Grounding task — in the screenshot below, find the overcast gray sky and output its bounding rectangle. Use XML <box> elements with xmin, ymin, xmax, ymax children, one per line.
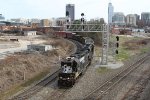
<box><xmin>0</xmin><ymin>0</ymin><xmax>149</xmax><ymax>22</ymax></box>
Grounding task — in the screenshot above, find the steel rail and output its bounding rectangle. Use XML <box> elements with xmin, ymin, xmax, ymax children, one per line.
<box><xmin>84</xmin><ymin>53</ymin><xmax>150</xmax><ymax>100</ymax></box>
<box><xmin>10</xmin><ymin>69</ymin><xmax>61</xmax><ymax>100</ymax></box>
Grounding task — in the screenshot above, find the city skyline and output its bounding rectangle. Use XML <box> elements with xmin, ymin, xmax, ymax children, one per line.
<box><xmin>0</xmin><ymin>0</ymin><xmax>150</xmax><ymax>22</ymax></box>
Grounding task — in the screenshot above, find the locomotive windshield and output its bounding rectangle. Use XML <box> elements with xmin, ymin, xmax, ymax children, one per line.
<box><xmin>61</xmin><ymin>60</ymin><xmax>77</xmax><ymax>73</ymax></box>
<box><xmin>61</xmin><ymin>62</ymin><xmax>73</xmax><ymax>73</ymax></box>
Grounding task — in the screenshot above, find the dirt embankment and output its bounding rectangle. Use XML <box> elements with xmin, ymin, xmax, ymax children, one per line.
<box><xmin>0</xmin><ymin>38</ymin><xmax>75</xmax><ymax>97</ymax></box>
<box><xmin>123</xmin><ymin>38</ymin><xmax>150</xmax><ymax>50</ymax></box>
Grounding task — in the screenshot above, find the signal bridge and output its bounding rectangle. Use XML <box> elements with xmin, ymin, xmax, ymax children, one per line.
<box><xmin>65</xmin><ymin>23</ymin><xmax>108</xmax><ymax>33</ymax></box>
<box><xmin>65</xmin><ymin>23</ymin><xmax>110</xmax><ymax>65</ymax></box>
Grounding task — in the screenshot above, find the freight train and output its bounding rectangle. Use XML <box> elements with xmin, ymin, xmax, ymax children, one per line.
<box><xmin>58</xmin><ymin>35</ymin><xmax>94</xmax><ymax>87</ymax></box>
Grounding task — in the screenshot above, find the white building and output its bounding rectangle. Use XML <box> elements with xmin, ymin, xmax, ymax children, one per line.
<box><xmin>24</xmin><ymin>31</ymin><xmax>36</xmax><ymax>36</ymax></box>
<box><xmin>108</xmin><ymin>2</ymin><xmax>114</xmax><ymax>24</ymax></box>
<box><xmin>56</xmin><ymin>17</ymin><xmax>66</xmax><ymax>26</ymax></box>
<box><xmin>27</xmin><ymin>44</ymin><xmax>53</xmax><ymax>52</ymax></box>
<box><xmin>10</xmin><ymin>18</ymin><xmax>29</xmax><ymax>25</ymax></box>
<box><xmin>49</xmin><ymin>18</ymin><xmax>57</xmax><ymax>26</ymax></box>
<box><xmin>126</xmin><ymin>14</ymin><xmax>136</xmax><ymax>26</ymax></box>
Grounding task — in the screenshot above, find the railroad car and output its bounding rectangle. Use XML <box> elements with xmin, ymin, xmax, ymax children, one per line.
<box><xmin>58</xmin><ymin>36</ymin><xmax>94</xmax><ymax>87</ymax></box>
<box><xmin>10</xmin><ymin>38</ymin><xmax>18</xmax><ymax>41</ymax></box>
<box><xmin>54</xmin><ymin>32</ymin><xmax>73</xmax><ymax>38</ymax></box>
<box><xmin>71</xmin><ymin>35</ymin><xmax>85</xmax><ymax>44</ymax></box>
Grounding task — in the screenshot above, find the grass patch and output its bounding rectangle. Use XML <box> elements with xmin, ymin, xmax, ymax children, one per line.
<box><xmin>110</xmin><ymin>35</ymin><xmax>145</xmax><ymax>61</ymax></box>
<box><xmin>115</xmin><ymin>48</ymin><xmax>130</xmax><ymax>61</ymax></box>
<box><xmin>22</xmin><ymin>70</ymin><xmax>50</xmax><ymax>87</ymax></box>
<box><xmin>140</xmin><ymin>47</ymin><xmax>150</xmax><ymax>54</ymax></box>
<box><xmin>97</xmin><ymin>67</ymin><xmax>109</xmax><ymax>73</ymax></box>
<box><xmin>0</xmin><ymin>84</ymin><xmax>24</xmax><ymax>100</ymax></box>
<box><xmin>0</xmin><ymin>70</ymin><xmax>50</xmax><ymax>99</ymax></box>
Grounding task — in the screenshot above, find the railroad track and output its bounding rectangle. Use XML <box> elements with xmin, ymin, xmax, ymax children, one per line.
<box><xmin>10</xmin><ymin>69</ymin><xmax>60</xmax><ymax>100</ymax></box>
<box><xmin>9</xmin><ymin>39</ymin><xmax>83</xmax><ymax>100</ymax></box>
<box><xmin>84</xmin><ymin>53</ymin><xmax>150</xmax><ymax>100</ymax></box>
<box><xmin>121</xmin><ymin>66</ymin><xmax>150</xmax><ymax>100</ymax></box>
<box><xmin>68</xmin><ymin>39</ymin><xmax>83</xmax><ymax>51</ymax></box>
<box><xmin>43</xmin><ymin>88</ymin><xmax>67</xmax><ymax>100</ymax></box>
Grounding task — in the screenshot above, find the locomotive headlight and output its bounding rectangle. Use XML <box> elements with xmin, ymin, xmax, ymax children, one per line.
<box><xmin>59</xmin><ymin>77</ymin><xmax>62</xmax><ymax>79</ymax></box>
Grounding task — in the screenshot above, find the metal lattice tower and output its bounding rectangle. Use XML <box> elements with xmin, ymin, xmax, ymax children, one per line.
<box><xmin>101</xmin><ymin>25</ymin><xmax>109</xmax><ymax>65</ymax></box>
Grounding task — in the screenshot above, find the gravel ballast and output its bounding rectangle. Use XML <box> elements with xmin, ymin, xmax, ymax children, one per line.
<box><xmin>27</xmin><ymin>51</ymin><xmax>149</xmax><ymax>100</ymax></box>
<box><xmin>26</xmin><ymin>39</ymin><xmax>150</xmax><ymax>100</ymax></box>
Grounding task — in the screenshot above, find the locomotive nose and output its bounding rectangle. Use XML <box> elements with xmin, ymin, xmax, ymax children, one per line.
<box><xmin>58</xmin><ymin>79</ymin><xmax>74</xmax><ymax>87</ymax></box>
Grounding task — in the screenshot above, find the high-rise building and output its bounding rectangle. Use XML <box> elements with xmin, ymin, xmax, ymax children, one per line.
<box><xmin>0</xmin><ymin>14</ymin><xmax>5</xmax><ymax>21</ymax></box>
<box><xmin>112</xmin><ymin>12</ymin><xmax>125</xmax><ymax>26</ymax></box>
<box><xmin>141</xmin><ymin>12</ymin><xmax>150</xmax><ymax>26</ymax></box>
<box><xmin>108</xmin><ymin>2</ymin><xmax>114</xmax><ymax>24</ymax></box>
<box><xmin>134</xmin><ymin>14</ymin><xmax>140</xmax><ymax>26</ymax></box>
<box><xmin>66</xmin><ymin>4</ymin><xmax>75</xmax><ymax>21</ymax></box>
<box><xmin>134</xmin><ymin>14</ymin><xmax>140</xmax><ymax>21</ymax></box>
<box><xmin>40</xmin><ymin>19</ymin><xmax>50</xmax><ymax>27</ymax></box>
<box><xmin>126</xmin><ymin>14</ymin><xmax>136</xmax><ymax>26</ymax></box>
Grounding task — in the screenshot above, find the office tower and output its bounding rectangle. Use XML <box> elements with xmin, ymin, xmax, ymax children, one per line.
<box><xmin>141</xmin><ymin>12</ymin><xmax>150</xmax><ymax>26</ymax></box>
<box><xmin>134</xmin><ymin>14</ymin><xmax>140</xmax><ymax>26</ymax></box>
<box><xmin>108</xmin><ymin>2</ymin><xmax>114</xmax><ymax>24</ymax></box>
<box><xmin>112</xmin><ymin>12</ymin><xmax>125</xmax><ymax>26</ymax></box>
<box><xmin>66</xmin><ymin>4</ymin><xmax>75</xmax><ymax>21</ymax></box>
<box><xmin>126</xmin><ymin>14</ymin><xmax>136</xmax><ymax>26</ymax></box>
<box><xmin>0</xmin><ymin>14</ymin><xmax>5</xmax><ymax>21</ymax></box>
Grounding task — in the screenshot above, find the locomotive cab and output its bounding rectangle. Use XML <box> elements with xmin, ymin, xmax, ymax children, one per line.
<box><xmin>58</xmin><ymin>57</ymin><xmax>77</xmax><ymax>87</ymax></box>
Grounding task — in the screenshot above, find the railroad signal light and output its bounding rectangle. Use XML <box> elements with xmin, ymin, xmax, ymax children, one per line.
<box><xmin>81</xmin><ymin>13</ymin><xmax>84</xmax><ymax>16</ymax></box>
<box><xmin>81</xmin><ymin>13</ymin><xmax>85</xmax><ymax>23</ymax></box>
<box><xmin>116</xmin><ymin>42</ymin><xmax>119</xmax><ymax>48</ymax></box>
<box><xmin>82</xmin><ymin>26</ymin><xmax>84</xmax><ymax>29</ymax></box>
<box><xmin>66</xmin><ymin>25</ymin><xmax>69</xmax><ymax>29</ymax></box>
<box><xmin>115</xmin><ymin>50</ymin><xmax>118</xmax><ymax>54</ymax></box>
<box><xmin>116</xmin><ymin>36</ymin><xmax>119</xmax><ymax>41</ymax></box>
<box><xmin>66</xmin><ymin>17</ymin><xmax>70</xmax><ymax>29</ymax></box>
<box><xmin>81</xmin><ymin>18</ymin><xmax>85</xmax><ymax>23</ymax></box>
<box><xmin>67</xmin><ymin>19</ymin><xmax>69</xmax><ymax>23</ymax></box>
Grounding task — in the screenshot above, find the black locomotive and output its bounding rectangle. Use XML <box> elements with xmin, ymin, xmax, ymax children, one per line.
<box><xmin>58</xmin><ymin>35</ymin><xmax>94</xmax><ymax>87</ymax></box>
